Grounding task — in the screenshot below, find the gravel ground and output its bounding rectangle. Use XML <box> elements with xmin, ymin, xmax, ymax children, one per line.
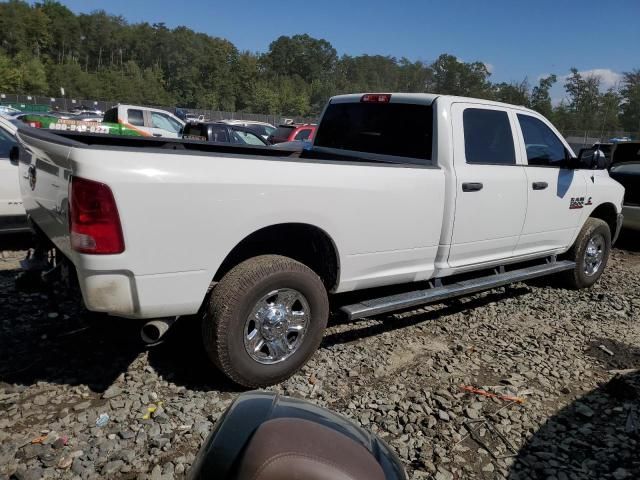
<box><xmin>1</xmin><ymin>231</ymin><xmax>639</xmax><ymax>480</ymax></box>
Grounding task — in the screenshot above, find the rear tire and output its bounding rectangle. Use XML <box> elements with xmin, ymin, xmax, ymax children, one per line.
<box><xmin>203</xmin><ymin>255</ymin><xmax>329</xmax><ymax>388</ymax></box>
<box><xmin>562</xmin><ymin>218</ymin><xmax>611</xmax><ymax>289</ymax></box>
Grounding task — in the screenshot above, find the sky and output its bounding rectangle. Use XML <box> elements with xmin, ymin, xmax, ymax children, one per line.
<box><xmin>54</xmin><ymin>0</ymin><xmax>640</xmax><ymax>103</ymax></box>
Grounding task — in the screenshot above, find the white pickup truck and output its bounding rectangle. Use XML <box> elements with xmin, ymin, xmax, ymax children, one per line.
<box><xmin>16</xmin><ymin>93</ymin><xmax>624</xmax><ymax>387</ymax></box>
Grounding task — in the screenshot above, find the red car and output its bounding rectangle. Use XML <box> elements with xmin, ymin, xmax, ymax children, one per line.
<box><xmin>268</xmin><ymin>124</ymin><xmax>316</xmax><ymax>144</ymax></box>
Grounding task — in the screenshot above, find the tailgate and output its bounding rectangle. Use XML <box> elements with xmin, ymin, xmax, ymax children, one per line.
<box><xmin>16</xmin><ymin>127</ymin><xmax>77</xmax><ymax>256</ymax></box>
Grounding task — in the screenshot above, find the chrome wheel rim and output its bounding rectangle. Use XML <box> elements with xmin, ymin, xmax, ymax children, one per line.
<box><xmin>243</xmin><ymin>288</ymin><xmax>310</xmax><ymax>364</ymax></box>
<box><xmin>584</xmin><ymin>234</ymin><xmax>605</xmax><ymax>276</ymax></box>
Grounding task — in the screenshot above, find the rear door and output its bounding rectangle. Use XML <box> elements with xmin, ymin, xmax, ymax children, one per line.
<box><xmin>448</xmin><ymin>103</ymin><xmax>527</xmax><ymax>267</ymax></box>
<box><xmin>513</xmin><ymin>113</ymin><xmax>587</xmax><ymax>253</ymax></box>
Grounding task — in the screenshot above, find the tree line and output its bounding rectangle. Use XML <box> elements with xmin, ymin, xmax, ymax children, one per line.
<box><xmin>0</xmin><ymin>0</ymin><xmax>639</xmax><ymax>134</ymax></box>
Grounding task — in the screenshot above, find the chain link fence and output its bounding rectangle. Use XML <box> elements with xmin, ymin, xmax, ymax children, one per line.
<box><xmin>562</xmin><ymin>130</ymin><xmax>639</xmax><ymax>152</ymax></box>
<box><xmin>0</xmin><ymin>93</ymin><xmax>316</xmax><ymax>125</ymax></box>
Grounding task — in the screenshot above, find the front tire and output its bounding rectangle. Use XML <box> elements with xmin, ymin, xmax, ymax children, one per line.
<box><xmin>563</xmin><ymin>218</ymin><xmax>611</xmax><ymax>289</ymax></box>
<box><xmin>203</xmin><ymin>255</ymin><xmax>329</xmax><ymax>388</ymax></box>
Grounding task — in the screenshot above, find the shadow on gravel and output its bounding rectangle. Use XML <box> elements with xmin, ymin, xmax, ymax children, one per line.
<box><xmin>508</xmin><ymin>347</ymin><xmax>640</xmax><ymax>479</ymax></box>
<box><xmin>323</xmin><ymin>286</ymin><xmax>531</xmax><ymax>347</ymax></box>
<box><xmin>146</xmin><ymin>316</ymin><xmax>242</xmax><ymax>393</ymax></box>
<box><xmin>0</xmin><ymin>265</ymin><xmax>238</xmax><ymax>393</ymax></box>
<box><xmin>616</xmin><ymin>228</ymin><xmax>640</xmax><ymax>253</ymax></box>
<box><xmin>586</xmin><ymin>337</ymin><xmax>640</xmax><ymax>371</ymax></box>
<box><xmin>0</xmin><ymin>276</ymin><xmax>144</xmax><ymax>393</ymax></box>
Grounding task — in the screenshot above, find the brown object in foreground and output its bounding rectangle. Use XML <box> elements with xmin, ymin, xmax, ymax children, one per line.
<box><xmin>461</xmin><ymin>385</ymin><xmax>525</xmax><ymax>404</ymax></box>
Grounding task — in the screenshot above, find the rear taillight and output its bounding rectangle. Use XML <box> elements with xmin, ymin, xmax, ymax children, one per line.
<box><xmin>361</xmin><ymin>94</ymin><xmax>391</xmax><ymax>103</ymax></box>
<box><xmin>69</xmin><ymin>177</ymin><xmax>124</xmax><ymax>254</ymax></box>
<box><xmin>28</xmin><ymin>121</ymin><xmax>42</xmax><ymax>128</ymax></box>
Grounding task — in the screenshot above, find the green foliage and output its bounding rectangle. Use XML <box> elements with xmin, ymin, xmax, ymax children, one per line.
<box><xmin>530</xmin><ymin>75</ymin><xmax>556</xmax><ymax>119</ymax></box>
<box><xmin>620</xmin><ymin>70</ymin><xmax>640</xmax><ymax>132</ymax></box>
<box><xmin>0</xmin><ymin>0</ymin><xmax>637</xmax><ymax>131</ymax></box>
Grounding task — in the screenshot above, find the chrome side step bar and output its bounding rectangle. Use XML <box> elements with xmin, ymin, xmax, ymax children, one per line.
<box><xmin>340</xmin><ymin>259</ymin><xmax>575</xmax><ymax>320</ymax></box>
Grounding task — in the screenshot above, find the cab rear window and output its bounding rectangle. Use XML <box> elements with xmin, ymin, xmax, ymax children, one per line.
<box><xmin>314</xmin><ymin>102</ymin><xmax>433</xmax><ymax>160</ymax></box>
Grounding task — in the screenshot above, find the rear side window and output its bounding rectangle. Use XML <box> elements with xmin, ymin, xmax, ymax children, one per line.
<box><xmin>517</xmin><ymin>114</ymin><xmax>566</xmax><ymax>166</ymax></box>
<box><xmin>294</xmin><ymin>128</ymin><xmax>312</xmax><ymax>141</ymax></box>
<box><xmin>103</xmin><ymin>108</ymin><xmax>117</xmax><ymax>123</ymax></box>
<box><xmin>314</xmin><ymin>102</ymin><xmax>433</xmax><ymax>160</ymax></box>
<box><xmin>127</xmin><ymin>109</ymin><xmax>144</xmax><ymax>127</ymax></box>
<box><xmin>272</xmin><ymin>126</ymin><xmax>295</xmax><ymax>139</ymax></box>
<box><xmin>210</xmin><ymin>125</ymin><xmax>230</xmax><ymax>143</ymax></box>
<box><xmin>183</xmin><ymin>124</ymin><xmax>204</xmax><ymax>137</ymax></box>
<box><xmin>463</xmin><ymin>109</ymin><xmax>515</xmax><ymax>165</ymax></box>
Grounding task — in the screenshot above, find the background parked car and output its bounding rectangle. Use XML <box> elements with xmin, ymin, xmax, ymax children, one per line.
<box><xmin>0</xmin><ymin>116</ymin><xmax>29</xmax><ymax>234</ymax></box>
<box><xmin>103</xmin><ymin>104</ymin><xmax>185</xmax><ymax>137</ymax></box>
<box><xmin>267</xmin><ymin>123</ymin><xmax>316</xmax><ymax>144</ymax></box>
<box><xmin>219</xmin><ymin>120</ymin><xmax>276</xmax><ymax>140</ymax></box>
<box><xmin>605</xmin><ymin>137</ymin><xmax>640</xmax><ymax>231</ymax></box>
<box><xmin>183</xmin><ymin>122</ymin><xmax>268</xmax><ymax>146</ymax></box>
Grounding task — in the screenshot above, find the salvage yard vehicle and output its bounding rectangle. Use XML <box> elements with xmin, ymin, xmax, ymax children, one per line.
<box><xmin>0</xmin><ymin>116</ymin><xmax>29</xmax><ymax>234</ymax></box>
<box><xmin>183</xmin><ymin>122</ymin><xmax>268</xmax><ymax>145</ymax></box>
<box><xmin>15</xmin><ymin>93</ymin><xmax>624</xmax><ymax>387</ymax></box>
<box><xmin>102</xmin><ymin>104</ymin><xmax>185</xmax><ymax>138</ymax></box>
<box><xmin>610</xmin><ymin>161</ymin><xmax>640</xmax><ymax>231</ymax></box>
<box><xmin>267</xmin><ymin>123</ymin><xmax>316</xmax><ymax>144</ymax></box>
<box><xmin>218</xmin><ymin>119</ymin><xmax>276</xmax><ymax>141</ymax></box>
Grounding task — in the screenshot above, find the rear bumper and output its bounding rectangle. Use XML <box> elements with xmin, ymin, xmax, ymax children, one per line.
<box><xmin>77</xmin><ymin>268</ymin><xmax>211</xmax><ymax>319</ymax></box>
<box><xmin>622</xmin><ymin>205</ymin><xmax>640</xmax><ymax>232</ymax></box>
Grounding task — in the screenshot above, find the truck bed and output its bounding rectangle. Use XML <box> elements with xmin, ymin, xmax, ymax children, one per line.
<box><xmin>16</xmin><ymin>124</ymin><xmax>445</xmax><ymax>319</ymax></box>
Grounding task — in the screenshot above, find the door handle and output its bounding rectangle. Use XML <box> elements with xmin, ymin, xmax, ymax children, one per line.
<box><xmin>152</xmin><ymin>133</ymin><xmax>163</xmax><ymax>137</ymax></box>
<box><xmin>462</xmin><ymin>182</ymin><xmax>483</xmax><ymax>192</ymax></box>
<box><xmin>532</xmin><ymin>181</ymin><xmax>548</xmax><ymax>190</ymax></box>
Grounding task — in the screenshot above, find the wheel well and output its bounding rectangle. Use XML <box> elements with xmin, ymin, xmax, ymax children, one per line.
<box><xmin>590</xmin><ymin>203</ymin><xmax>618</xmax><ymax>235</ymax></box>
<box><xmin>214</xmin><ymin>224</ymin><xmax>339</xmax><ymax>290</ymax></box>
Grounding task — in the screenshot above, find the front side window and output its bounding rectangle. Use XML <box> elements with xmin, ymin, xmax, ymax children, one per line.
<box><xmin>463</xmin><ymin>108</ymin><xmax>516</xmax><ymax>165</ymax></box>
<box><xmin>127</xmin><ymin>109</ymin><xmax>144</xmax><ymax>127</ymax></box>
<box><xmin>517</xmin><ymin>114</ymin><xmax>566</xmax><ymax>166</ymax></box>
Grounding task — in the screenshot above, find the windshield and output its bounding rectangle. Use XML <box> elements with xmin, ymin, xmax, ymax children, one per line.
<box><xmin>314</xmin><ymin>102</ymin><xmax>433</xmax><ymax>160</ymax></box>
<box><xmin>250</xmin><ymin>125</ymin><xmax>276</xmax><ymax>137</ymax></box>
<box><xmin>151</xmin><ymin>112</ymin><xmax>183</xmax><ymax>133</ymax></box>
<box><xmin>231</xmin><ymin>130</ymin><xmax>266</xmax><ymax>145</ymax></box>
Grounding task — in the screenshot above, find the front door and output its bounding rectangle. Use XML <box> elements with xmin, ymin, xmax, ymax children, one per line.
<box><xmin>448</xmin><ymin>104</ymin><xmax>528</xmax><ymax>268</ymax></box>
<box><xmin>514</xmin><ymin>113</ymin><xmax>587</xmax><ymax>254</ymax></box>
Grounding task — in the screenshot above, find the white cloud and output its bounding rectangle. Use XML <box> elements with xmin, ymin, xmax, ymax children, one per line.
<box><xmin>559</xmin><ymin>68</ymin><xmax>623</xmax><ymax>90</ymax></box>
<box><xmin>483</xmin><ymin>62</ymin><xmax>494</xmax><ymax>74</ymax></box>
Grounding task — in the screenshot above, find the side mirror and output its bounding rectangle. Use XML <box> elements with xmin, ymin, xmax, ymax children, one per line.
<box><xmin>9</xmin><ymin>145</ymin><xmax>19</xmax><ymax>166</ymax></box>
<box><xmin>577</xmin><ymin>147</ymin><xmax>608</xmax><ymax>170</ymax></box>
